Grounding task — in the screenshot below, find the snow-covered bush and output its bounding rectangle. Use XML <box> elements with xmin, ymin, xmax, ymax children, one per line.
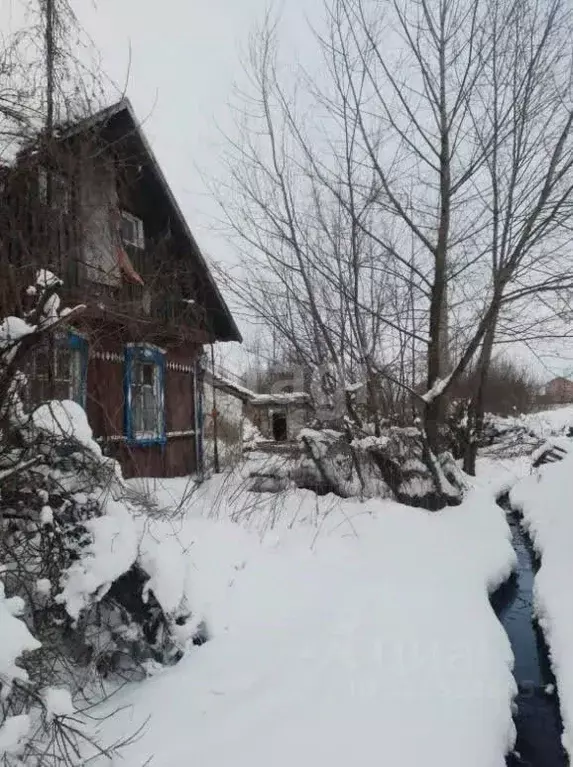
<box><xmin>0</xmin><ymin>273</ymin><xmax>196</xmax><ymax>764</ymax></box>
<box><xmin>2</xmin><ymin>402</ymin><xmax>190</xmax><ymax>672</ymax></box>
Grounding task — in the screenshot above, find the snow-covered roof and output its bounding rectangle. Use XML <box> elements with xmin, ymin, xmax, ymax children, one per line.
<box><xmin>249</xmin><ymin>392</ymin><xmax>310</xmax><ymax>407</ymax></box>
<box><xmin>205</xmin><ymin>371</ymin><xmax>310</xmax><ymax>407</ymax></box>
<box><xmin>204</xmin><ymin>372</ymin><xmax>255</xmax><ymax>402</ymax></box>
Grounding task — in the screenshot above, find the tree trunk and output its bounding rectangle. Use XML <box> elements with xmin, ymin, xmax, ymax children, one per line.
<box><xmin>425</xmin><ymin>24</ymin><xmax>450</xmax><ymax>455</ymax></box>
<box><xmin>463</xmin><ymin>308</ymin><xmax>499</xmax><ymax>475</ymax></box>
<box><xmin>425</xmin><ymin>279</ymin><xmax>451</xmax><ymax>453</ymax></box>
<box><xmin>438</xmin><ymin>281</ymin><xmax>451</xmax><ymax>375</ymax></box>
<box><xmin>424</xmin><ymin>397</ymin><xmax>442</xmax><ymax>453</ymax></box>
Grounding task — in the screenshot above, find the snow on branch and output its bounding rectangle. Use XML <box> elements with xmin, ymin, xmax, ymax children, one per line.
<box><xmin>420</xmin><ymin>374</ymin><xmax>452</xmax><ymax>404</ymax></box>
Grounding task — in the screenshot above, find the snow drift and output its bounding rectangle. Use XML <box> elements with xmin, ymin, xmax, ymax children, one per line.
<box><xmin>92</xmin><ymin>473</ymin><xmax>517</xmax><ymax>767</ymax></box>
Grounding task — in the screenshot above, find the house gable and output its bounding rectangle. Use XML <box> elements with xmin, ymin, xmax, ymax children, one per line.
<box><xmin>64</xmin><ymin>99</ymin><xmax>242</xmax><ymax>343</ymax></box>
<box><xmin>0</xmin><ymin>99</ymin><xmax>241</xmax><ymax>345</ymax></box>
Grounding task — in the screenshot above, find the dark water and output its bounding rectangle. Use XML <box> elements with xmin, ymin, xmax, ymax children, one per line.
<box><xmin>492</xmin><ymin>495</ymin><xmax>568</xmax><ymax>766</ymax></box>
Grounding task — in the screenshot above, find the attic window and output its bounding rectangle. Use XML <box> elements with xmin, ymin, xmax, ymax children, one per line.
<box><xmin>120</xmin><ymin>210</ymin><xmax>145</xmax><ymax>249</ymax></box>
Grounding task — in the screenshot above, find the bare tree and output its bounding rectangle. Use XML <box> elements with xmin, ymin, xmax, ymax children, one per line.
<box><xmin>216</xmin><ymin>0</ymin><xmax>573</xmax><ymax>460</ymax></box>
<box><xmin>214</xmin><ymin>18</ymin><xmax>414</xmax><ymax>433</ymax></box>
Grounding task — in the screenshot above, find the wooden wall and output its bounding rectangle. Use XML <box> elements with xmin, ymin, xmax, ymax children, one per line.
<box><xmin>82</xmin><ymin>320</ymin><xmax>201</xmax><ymax>478</ymax></box>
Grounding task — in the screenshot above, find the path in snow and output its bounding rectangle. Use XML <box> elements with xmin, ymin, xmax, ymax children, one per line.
<box><xmin>493</xmin><ymin>494</ymin><xmax>567</xmax><ymax>767</ymax></box>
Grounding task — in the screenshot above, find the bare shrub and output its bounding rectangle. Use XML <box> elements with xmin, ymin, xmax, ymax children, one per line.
<box><xmin>451</xmin><ymin>360</ymin><xmax>538</xmax><ymax>417</ymax></box>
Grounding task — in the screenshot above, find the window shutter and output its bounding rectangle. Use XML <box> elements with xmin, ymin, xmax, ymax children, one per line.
<box><xmin>124</xmin><ymin>345</ymin><xmax>135</xmax><ymax>441</ymax></box>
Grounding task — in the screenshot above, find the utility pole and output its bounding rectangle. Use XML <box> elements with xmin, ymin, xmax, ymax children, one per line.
<box><xmin>45</xmin><ymin>0</ymin><xmax>55</xmax><ymax>143</ymax></box>
<box><xmin>45</xmin><ymin>0</ymin><xmax>56</xmax><ymax>209</ymax></box>
<box><xmin>211</xmin><ymin>344</ymin><xmax>220</xmax><ymax>473</ymax></box>
<box><xmin>44</xmin><ymin>0</ymin><xmax>56</xmax><ymax>397</ymax></box>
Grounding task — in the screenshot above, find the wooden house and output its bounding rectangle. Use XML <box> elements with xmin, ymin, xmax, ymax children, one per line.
<box><xmin>0</xmin><ymin>99</ymin><xmax>241</xmax><ymax>478</ymax></box>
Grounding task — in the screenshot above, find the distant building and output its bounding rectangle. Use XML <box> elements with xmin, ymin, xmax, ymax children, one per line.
<box><xmin>205</xmin><ymin>371</ymin><xmax>312</xmax><ymax>444</ymax></box>
<box><xmin>545</xmin><ymin>377</ymin><xmax>573</xmax><ymax>403</ymax></box>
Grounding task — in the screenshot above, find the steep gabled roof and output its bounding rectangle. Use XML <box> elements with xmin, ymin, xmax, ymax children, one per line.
<box><xmin>61</xmin><ymin>98</ymin><xmax>242</xmax><ymax>343</ymax></box>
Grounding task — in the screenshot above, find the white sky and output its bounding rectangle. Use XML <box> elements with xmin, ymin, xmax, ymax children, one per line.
<box><xmin>2</xmin><ymin>0</ymin><xmax>573</xmax><ymax>381</ymax></box>
<box><xmin>76</xmin><ymin>0</ymin><xmax>289</xmax><ymax>249</ymax></box>
<box><xmin>1</xmin><ymin>0</ymin><xmax>319</xmax><ymax>370</ymax></box>
<box><xmin>81</xmin><ymin>0</ymin><xmax>325</xmax><ymax>373</ymax></box>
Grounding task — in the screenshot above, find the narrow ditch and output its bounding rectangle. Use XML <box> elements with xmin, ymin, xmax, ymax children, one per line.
<box><xmin>493</xmin><ymin>492</ymin><xmax>568</xmax><ymax>766</ymax></box>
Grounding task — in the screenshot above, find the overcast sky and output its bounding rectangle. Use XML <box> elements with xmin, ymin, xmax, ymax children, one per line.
<box><xmin>1</xmin><ymin>0</ymin><xmax>320</xmax><ymax>369</ymax></box>
<box><xmin>2</xmin><ymin>0</ymin><xmax>573</xmax><ymax>380</ymax></box>
<box><xmin>75</xmin><ymin>0</ymin><xmax>299</xmax><ymax>247</ymax></box>
<box><xmin>81</xmin><ymin>0</ymin><xmax>325</xmax><ymax>371</ymax></box>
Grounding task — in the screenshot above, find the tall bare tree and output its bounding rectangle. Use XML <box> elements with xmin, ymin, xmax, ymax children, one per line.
<box><xmin>217</xmin><ymin>0</ymin><xmax>573</xmax><ymax>456</ymax></box>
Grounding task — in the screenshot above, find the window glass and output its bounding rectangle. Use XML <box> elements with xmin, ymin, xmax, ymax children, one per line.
<box><xmin>27</xmin><ymin>334</ymin><xmax>86</xmax><ymax>406</ymax></box>
<box><xmin>125</xmin><ymin>346</ymin><xmax>165</xmax><ymax>443</ymax></box>
<box><xmin>120</xmin><ymin>210</ymin><xmax>144</xmax><ymax>249</ymax></box>
<box><xmin>38</xmin><ymin>167</ymin><xmax>71</xmax><ymax>213</ymax></box>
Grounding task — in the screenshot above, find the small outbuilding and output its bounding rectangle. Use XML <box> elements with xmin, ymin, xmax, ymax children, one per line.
<box><xmin>204</xmin><ymin>372</ymin><xmax>312</xmax><ymax>445</ymax></box>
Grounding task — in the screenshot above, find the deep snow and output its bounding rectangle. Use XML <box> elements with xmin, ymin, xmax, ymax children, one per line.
<box><xmin>90</xmin><ymin>472</ymin><xmax>518</xmax><ymax>767</ymax></box>
<box><xmin>511</xmin><ymin>446</ymin><xmax>573</xmax><ymax>758</ymax></box>
<box><xmin>485</xmin><ymin>406</ymin><xmax>573</xmax><ymax>452</ymax></box>
<box><xmin>0</xmin><ymin>582</ymin><xmax>40</xmax><ymax>756</ymax></box>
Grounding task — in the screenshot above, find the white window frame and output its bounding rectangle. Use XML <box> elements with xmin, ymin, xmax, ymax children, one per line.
<box><xmin>120</xmin><ymin>210</ymin><xmax>145</xmax><ymax>249</ymax></box>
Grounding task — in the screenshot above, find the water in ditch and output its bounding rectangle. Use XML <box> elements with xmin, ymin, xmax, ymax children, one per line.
<box><xmin>492</xmin><ymin>495</ymin><xmax>568</xmax><ymax>766</ymax></box>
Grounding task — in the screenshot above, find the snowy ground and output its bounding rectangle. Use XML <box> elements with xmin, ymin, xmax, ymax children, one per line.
<box><xmin>475</xmin><ymin>454</ymin><xmax>531</xmax><ymax>495</ymax></box>
<box><xmin>490</xmin><ymin>404</ymin><xmax>573</xmax><ymax>443</ymax></box>
<box><xmin>482</xmin><ymin>404</ymin><xmax>573</xmax><ymax>461</ymax></box>
<box><xmin>510</xmin><ymin>445</ymin><xmax>573</xmax><ymax>759</ymax></box>
<box><xmin>90</xmin><ymin>469</ymin><xmax>519</xmax><ymax>767</ymax></box>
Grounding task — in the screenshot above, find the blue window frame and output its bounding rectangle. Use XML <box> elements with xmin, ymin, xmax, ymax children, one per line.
<box><xmin>67</xmin><ymin>331</ymin><xmax>88</xmax><ymax>408</ymax></box>
<box><xmin>124</xmin><ymin>344</ymin><xmax>166</xmax><ymax>445</ymax></box>
<box><xmin>27</xmin><ymin>330</ymin><xmax>88</xmax><ymax>408</ymax></box>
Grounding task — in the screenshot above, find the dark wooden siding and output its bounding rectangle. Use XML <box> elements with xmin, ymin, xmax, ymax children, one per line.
<box><xmin>111</xmin><ymin>438</ymin><xmax>196</xmax><ymax>479</ymax></box>
<box><xmin>81</xmin><ymin>319</ymin><xmax>201</xmax><ymax>478</ymax></box>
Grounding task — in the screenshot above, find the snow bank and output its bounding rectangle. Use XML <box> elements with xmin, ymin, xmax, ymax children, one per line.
<box><xmin>42</xmin><ymin>687</ymin><xmax>74</xmax><ymax>722</ymax></box>
<box><xmin>0</xmin><ymin>583</ymin><xmax>42</xmax><ymax>757</ymax></box>
<box><xmin>489</xmin><ymin>405</ymin><xmax>573</xmax><ymax>443</ymax></box>
<box><xmin>0</xmin><ymin>581</ymin><xmax>41</xmax><ymax>690</ymax></box>
<box><xmin>31</xmin><ymin>400</ymin><xmax>102</xmax><ymax>456</ymax></box>
<box><xmin>58</xmin><ymin>498</ymin><xmax>139</xmax><ymax>620</ymax></box>
<box><xmin>474</xmin><ymin>455</ymin><xmax>531</xmax><ymax>496</ymax></box>
<box><xmin>510</xmin><ymin>450</ymin><xmax>573</xmax><ymax>757</ymax></box>
<box><xmin>92</xmin><ymin>474</ymin><xmax>516</xmax><ymax>767</ymax></box>
<box><xmin>0</xmin><ymin>715</ymin><xmax>31</xmax><ymax>757</ymax></box>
